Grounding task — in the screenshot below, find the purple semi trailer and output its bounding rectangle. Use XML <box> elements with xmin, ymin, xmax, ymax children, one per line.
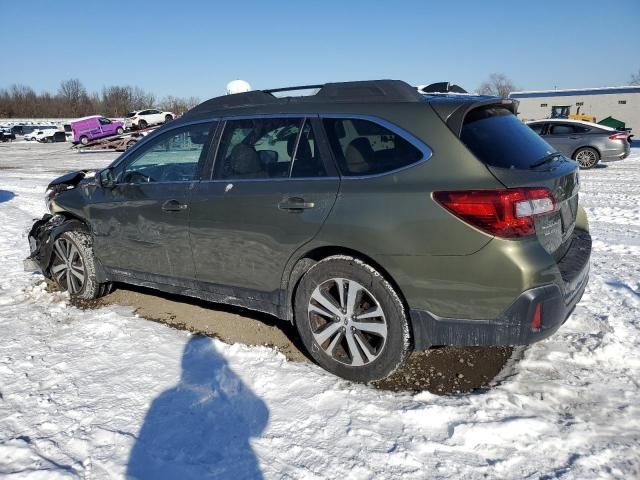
<box><xmin>70</xmin><ymin>116</ymin><xmax>124</xmax><ymax>145</ymax></box>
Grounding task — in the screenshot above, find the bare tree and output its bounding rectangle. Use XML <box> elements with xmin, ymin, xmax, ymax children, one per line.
<box><xmin>631</xmin><ymin>69</ymin><xmax>640</xmax><ymax>85</ymax></box>
<box><xmin>58</xmin><ymin>79</ymin><xmax>91</xmax><ymax>116</ymax></box>
<box><xmin>158</xmin><ymin>95</ymin><xmax>200</xmax><ymax>116</ymax></box>
<box><xmin>477</xmin><ymin>73</ymin><xmax>517</xmax><ymax>98</ymax></box>
<box><xmin>0</xmin><ymin>80</ymin><xmax>199</xmax><ymax>118</ymax></box>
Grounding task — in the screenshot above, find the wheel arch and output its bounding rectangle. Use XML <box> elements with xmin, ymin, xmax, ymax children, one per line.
<box><xmin>280</xmin><ymin>245</ymin><xmax>410</xmax><ymax>328</ymax></box>
<box><xmin>37</xmin><ymin>213</ymin><xmax>108</xmax><ymax>283</ymax></box>
<box><xmin>571</xmin><ymin>144</ymin><xmax>600</xmax><ymax>160</ymax></box>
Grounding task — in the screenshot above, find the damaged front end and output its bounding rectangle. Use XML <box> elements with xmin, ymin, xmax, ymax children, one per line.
<box><xmin>24</xmin><ymin>170</ymin><xmax>93</xmax><ymax>275</ymax></box>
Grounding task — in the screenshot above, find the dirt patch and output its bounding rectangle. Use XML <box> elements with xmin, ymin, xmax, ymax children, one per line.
<box><xmin>72</xmin><ymin>282</ymin><xmax>516</xmax><ymax>394</ymax></box>
<box><xmin>373</xmin><ymin>346</ymin><xmax>514</xmax><ymax>394</ymax></box>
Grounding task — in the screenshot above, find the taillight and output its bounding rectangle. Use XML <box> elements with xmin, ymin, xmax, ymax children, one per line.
<box><xmin>433</xmin><ymin>188</ymin><xmax>556</xmax><ymax>238</ymax></box>
<box><xmin>608</xmin><ymin>133</ymin><xmax>628</xmax><ymax>141</ymax></box>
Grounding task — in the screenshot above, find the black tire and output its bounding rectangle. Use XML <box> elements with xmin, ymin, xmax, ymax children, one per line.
<box><xmin>116</xmin><ymin>127</ymin><xmax>124</xmax><ymax>135</ymax></box>
<box><xmin>138</xmin><ymin>119</ymin><xmax>148</xmax><ymax>129</ymax></box>
<box><xmin>165</xmin><ymin>114</ymin><xmax>173</xmax><ymax>123</ymax></box>
<box><xmin>49</xmin><ymin>230</ymin><xmax>110</xmax><ymax>300</ymax></box>
<box><xmin>46</xmin><ymin>137</ymin><xmax>53</xmax><ymax>143</ymax></box>
<box><xmin>573</xmin><ymin>147</ymin><xmax>600</xmax><ymax>169</ymax></box>
<box><xmin>294</xmin><ymin>256</ymin><xmax>411</xmax><ymax>382</ymax></box>
<box><xmin>80</xmin><ymin>135</ymin><xmax>89</xmax><ymax>145</ymax></box>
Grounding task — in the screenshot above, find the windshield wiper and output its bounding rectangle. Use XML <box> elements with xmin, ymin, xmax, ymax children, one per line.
<box><xmin>530</xmin><ymin>152</ymin><xmax>562</xmax><ymax>169</ymax></box>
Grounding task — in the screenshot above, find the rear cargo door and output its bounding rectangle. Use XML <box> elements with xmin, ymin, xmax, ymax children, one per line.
<box><xmin>460</xmin><ymin>106</ymin><xmax>580</xmax><ymax>259</ymax></box>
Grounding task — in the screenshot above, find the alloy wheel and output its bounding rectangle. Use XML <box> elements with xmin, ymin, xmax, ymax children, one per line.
<box><xmin>51</xmin><ymin>237</ymin><xmax>86</xmax><ymax>294</ymax></box>
<box><xmin>307</xmin><ymin>278</ymin><xmax>388</xmax><ymax>367</ymax></box>
<box><xmin>575</xmin><ymin>149</ymin><xmax>597</xmax><ymax>168</ymax></box>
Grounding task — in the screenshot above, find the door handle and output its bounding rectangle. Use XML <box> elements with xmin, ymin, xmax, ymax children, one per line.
<box><xmin>162</xmin><ymin>199</ymin><xmax>188</xmax><ymax>212</ymax></box>
<box><xmin>278</xmin><ymin>197</ymin><xmax>315</xmax><ymax>212</ymax></box>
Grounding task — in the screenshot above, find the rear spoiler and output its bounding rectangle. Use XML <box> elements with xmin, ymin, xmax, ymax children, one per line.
<box><xmin>426</xmin><ymin>96</ymin><xmax>519</xmax><ymax>137</ymax></box>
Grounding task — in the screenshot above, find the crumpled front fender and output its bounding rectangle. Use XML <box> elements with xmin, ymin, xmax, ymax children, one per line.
<box><xmin>26</xmin><ymin>214</ymin><xmax>91</xmax><ymax>278</ymax></box>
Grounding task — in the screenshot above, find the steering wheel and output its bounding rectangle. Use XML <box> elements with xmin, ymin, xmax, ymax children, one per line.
<box><xmin>123</xmin><ymin>170</ymin><xmax>153</xmax><ymax>184</ymax></box>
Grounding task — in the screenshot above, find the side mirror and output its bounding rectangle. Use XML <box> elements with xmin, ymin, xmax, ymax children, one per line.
<box><xmin>97</xmin><ymin>168</ymin><xmax>116</xmax><ymax>189</ymax></box>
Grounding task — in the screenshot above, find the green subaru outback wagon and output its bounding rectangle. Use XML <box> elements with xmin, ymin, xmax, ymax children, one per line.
<box><xmin>27</xmin><ymin>80</ymin><xmax>591</xmax><ymax>382</ymax></box>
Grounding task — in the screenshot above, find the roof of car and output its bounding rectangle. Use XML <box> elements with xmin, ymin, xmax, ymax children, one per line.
<box><xmin>183</xmin><ymin>80</ymin><xmax>426</xmax><ymax>117</ymax></box>
<box><xmin>526</xmin><ymin>118</ymin><xmax>614</xmax><ymax>130</ymax></box>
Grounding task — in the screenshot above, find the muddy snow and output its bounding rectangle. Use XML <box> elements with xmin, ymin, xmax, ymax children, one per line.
<box><xmin>0</xmin><ymin>141</ymin><xmax>639</xmax><ymax>479</ymax></box>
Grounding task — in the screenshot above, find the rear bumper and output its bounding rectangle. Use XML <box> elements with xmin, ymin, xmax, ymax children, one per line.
<box><xmin>602</xmin><ymin>145</ymin><xmax>630</xmax><ymax>161</ymax></box>
<box><xmin>410</xmin><ymin>230</ymin><xmax>591</xmax><ymax>349</ymax></box>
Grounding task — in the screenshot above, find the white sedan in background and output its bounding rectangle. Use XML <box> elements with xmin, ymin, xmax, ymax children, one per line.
<box><xmin>124</xmin><ymin>109</ymin><xmax>174</xmax><ymax>130</ymax></box>
<box><xmin>24</xmin><ymin>128</ymin><xmax>58</xmax><ymax>141</ymax></box>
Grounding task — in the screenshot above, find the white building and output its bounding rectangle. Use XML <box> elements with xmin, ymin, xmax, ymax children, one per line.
<box><xmin>510</xmin><ymin>86</ymin><xmax>640</xmax><ymax>132</ymax></box>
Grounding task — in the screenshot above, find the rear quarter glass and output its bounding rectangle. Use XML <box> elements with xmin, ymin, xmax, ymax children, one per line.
<box><xmin>462</xmin><ymin>108</ymin><xmax>556</xmax><ymax>169</ymax></box>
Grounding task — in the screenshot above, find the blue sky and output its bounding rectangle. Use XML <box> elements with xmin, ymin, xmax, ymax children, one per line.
<box><xmin>1</xmin><ymin>0</ymin><xmax>638</xmax><ymax>100</ymax></box>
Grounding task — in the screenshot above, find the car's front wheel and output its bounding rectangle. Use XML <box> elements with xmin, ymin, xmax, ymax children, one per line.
<box><xmin>116</xmin><ymin>127</ymin><xmax>124</xmax><ymax>135</ymax></box>
<box><xmin>50</xmin><ymin>231</ymin><xmax>109</xmax><ymax>299</ymax></box>
<box><xmin>294</xmin><ymin>256</ymin><xmax>411</xmax><ymax>382</ymax></box>
<box><xmin>574</xmin><ymin>147</ymin><xmax>600</xmax><ymax>169</ymax></box>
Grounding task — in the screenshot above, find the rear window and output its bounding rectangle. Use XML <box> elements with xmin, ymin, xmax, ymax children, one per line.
<box><xmin>125</xmin><ymin>112</ymin><xmax>136</xmax><ymax>118</ymax></box>
<box><xmin>461</xmin><ymin>107</ymin><xmax>555</xmax><ymax>169</ymax></box>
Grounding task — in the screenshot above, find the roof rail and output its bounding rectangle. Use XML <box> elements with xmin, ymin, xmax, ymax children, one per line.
<box><xmin>263</xmin><ymin>85</ymin><xmax>323</xmax><ymax>94</ymax></box>
<box><xmin>185</xmin><ymin>80</ymin><xmax>424</xmax><ymax>117</ymax></box>
<box><xmin>419</xmin><ymin>82</ymin><xmax>468</xmax><ymax>94</ymax></box>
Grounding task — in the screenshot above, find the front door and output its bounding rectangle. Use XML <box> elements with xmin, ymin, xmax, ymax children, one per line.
<box><xmin>88</xmin><ymin>121</ymin><xmax>218</xmax><ymax>280</ymax></box>
<box><xmin>189</xmin><ymin>117</ymin><xmax>339</xmax><ymax>301</ymax></box>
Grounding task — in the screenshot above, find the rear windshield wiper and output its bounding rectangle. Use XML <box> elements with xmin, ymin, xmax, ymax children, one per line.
<box><xmin>530</xmin><ymin>152</ymin><xmax>562</xmax><ymax>169</ymax></box>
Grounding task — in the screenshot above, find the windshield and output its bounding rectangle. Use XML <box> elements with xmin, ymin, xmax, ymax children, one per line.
<box><xmin>461</xmin><ymin>107</ymin><xmax>557</xmax><ymax>169</ymax></box>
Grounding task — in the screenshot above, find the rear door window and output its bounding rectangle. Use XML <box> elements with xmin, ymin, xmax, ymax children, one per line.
<box><xmin>549</xmin><ymin>124</ymin><xmax>575</xmax><ymax>135</ymax></box>
<box><xmin>461</xmin><ymin>107</ymin><xmax>556</xmax><ymax>170</ymax></box>
<box><xmin>291</xmin><ymin>119</ymin><xmax>327</xmax><ymax>178</ymax></box>
<box><xmin>322</xmin><ymin>118</ymin><xmax>423</xmax><ymax>176</ymax></box>
<box><xmin>214</xmin><ymin>118</ymin><xmax>302</xmax><ymax>180</ymax></box>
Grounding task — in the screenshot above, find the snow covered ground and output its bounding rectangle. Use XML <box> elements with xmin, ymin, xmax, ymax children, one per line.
<box><xmin>1</xmin><ymin>142</ymin><xmax>639</xmax><ymax>479</ymax></box>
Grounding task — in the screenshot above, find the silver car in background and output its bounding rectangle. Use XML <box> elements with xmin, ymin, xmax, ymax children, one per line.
<box><xmin>526</xmin><ymin>119</ymin><xmax>631</xmax><ymax>169</ymax></box>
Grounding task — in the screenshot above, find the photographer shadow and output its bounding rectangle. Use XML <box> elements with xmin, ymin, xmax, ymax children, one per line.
<box><xmin>127</xmin><ymin>335</ymin><xmax>268</xmax><ymax>480</ymax></box>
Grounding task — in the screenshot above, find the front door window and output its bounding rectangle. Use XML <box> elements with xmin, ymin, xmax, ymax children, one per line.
<box><xmin>119</xmin><ymin>123</ymin><xmax>215</xmax><ymax>184</ymax></box>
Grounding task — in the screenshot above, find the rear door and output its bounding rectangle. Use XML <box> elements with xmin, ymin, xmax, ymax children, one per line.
<box><xmin>188</xmin><ymin>116</ymin><xmax>339</xmax><ymax>300</ymax></box>
<box><xmin>88</xmin><ymin>121</ymin><xmax>218</xmax><ymax>280</ymax></box>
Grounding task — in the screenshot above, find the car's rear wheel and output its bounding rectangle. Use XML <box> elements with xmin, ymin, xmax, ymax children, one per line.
<box><xmin>294</xmin><ymin>256</ymin><xmax>411</xmax><ymax>382</ymax></box>
<box><xmin>574</xmin><ymin>147</ymin><xmax>600</xmax><ymax>169</ymax></box>
<box><xmin>50</xmin><ymin>231</ymin><xmax>109</xmax><ymax>299</ymax></box>
<box><xmin>138</xmin><ymin>120</ymin><xmax>148</xmax><ymax>129</ymax></box>
<box><xmin>165</xmin><ymin>114</ymin><xmax>173</xmax><ymax>123</ymax></box>
<box><xmin>80</xmin><ymin>136</ymin><xmax>89</xmax><ymax>145</ymax></box>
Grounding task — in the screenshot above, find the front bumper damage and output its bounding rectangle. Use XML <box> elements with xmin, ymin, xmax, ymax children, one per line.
<box><xmin>25</xmin><ymin>214</ymin><xmax>89</xmax><ymax>277</ymax></box>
